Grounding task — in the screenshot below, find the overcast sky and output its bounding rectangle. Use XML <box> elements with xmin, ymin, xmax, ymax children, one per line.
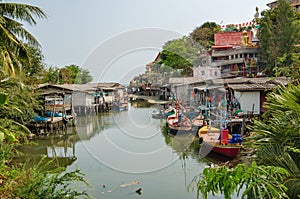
<box><xmin>16</xmin><ymin>0</ymin><xmax>270</xmax><ymax>83</ymax></box>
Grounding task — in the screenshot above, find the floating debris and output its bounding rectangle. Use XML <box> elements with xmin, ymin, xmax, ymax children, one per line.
<box><xmin>119</xmin><ymin>180</ymin><xmax>140</xmax><ymax>188</ymax></box>
<box><xmin>135</xmin><ymin>188</ymin><xmax>142</xmax><ymax>195</ymax></box>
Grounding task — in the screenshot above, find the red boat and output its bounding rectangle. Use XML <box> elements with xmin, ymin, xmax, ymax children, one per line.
<box><xmin>198</xmin><ymin>126</ymin><xmax>242</xmax><ymax>158</ymax></box>
<box><xmin>201</xmin><ymin>141</ymin><xmax>241</xmax><ymax>158</ymax></box>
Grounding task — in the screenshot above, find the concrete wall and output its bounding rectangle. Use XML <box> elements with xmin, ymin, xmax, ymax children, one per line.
<box><xmin>72</xmin><ymin>92</ymin><xmax>86</xmax><ymax>106</ymax></box>
<box><xmin>171</xmin><ymin>84</ymin><xmax>192</xmax><ymax>103</ymax></box>
<box><xmin>235</xmin><ymin>91</ymin><xmax>260</xmax><ymax>114</ymax></box>
<box><xmin>193</xmin><ymin>66</ymin><xmax>221</xmax><ymax>78</ymax></box>
<box><xmin>73</xmin><ymin>92</ymin><xmax>93</xmax><ymax>107</ymax></box>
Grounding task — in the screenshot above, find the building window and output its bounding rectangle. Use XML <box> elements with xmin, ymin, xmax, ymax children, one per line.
<box><xmin>201</xmin><ymin>71</ymin><xmax>205</xmax><ymax>76</ymax></box>
<box><xmin>215</xmin><ymin>71</ymin><xmax>218</xmax><ymax>76</ymax></box>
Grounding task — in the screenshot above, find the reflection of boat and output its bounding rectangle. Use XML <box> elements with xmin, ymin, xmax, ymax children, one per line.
<box><xmin>151</xmin><ymin>109</ymin><xmax>166</xmax><ymax>119</ymax></box>
<box><xmin>198</xmin><ymin>126</ymin><xmax>242</xmax><ymax>158</ymax></box>
<box><xmin>167</xmin><ymin>114</ymin><xmax>192</xmax><ymax>135</ymax></box>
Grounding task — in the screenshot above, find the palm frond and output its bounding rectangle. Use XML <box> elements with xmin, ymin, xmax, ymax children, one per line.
<box><xmin>0</xmin><ymin>2</ymin><xmax>47</xmax><ymax>25</ymax></box>
<box><xmin>3</xmin><ymin>16</ymin><xmax>40</xmax><ymax>46</ymax></box>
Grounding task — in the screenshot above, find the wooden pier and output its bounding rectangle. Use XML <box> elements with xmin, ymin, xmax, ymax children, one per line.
<box><xmin>30</xmin><ymin>115</ymin><xmax>74</xmax><ymax>135</ymax></box>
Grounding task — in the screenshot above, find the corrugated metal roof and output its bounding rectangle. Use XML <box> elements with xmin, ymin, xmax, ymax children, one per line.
<box><xmin>38</xmin><ymin>82</ymin><xmax>124</xmax><ymax>92</ymax></box>
<box><xmin>54</xmin><ymin>83</ymin><xmax>99</xmax><ymax>91</ymax></box>
<box><xmin>231</xmin><ymin>83</ymin><xmax>277</xmax><ymax>91</ymax></box>
<box><xmin>97</xmin><ymin>82</ymin><xmax>120</xmax><ymax>88</ymax></box>
<box><xmin>247</xmin><ymin>77</ymin><xmax>270</xmax><ymax>84</ymax></box>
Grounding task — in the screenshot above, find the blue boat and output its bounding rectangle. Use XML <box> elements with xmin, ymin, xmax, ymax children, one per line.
<box><xmin>33</xmin><ymin>116</ymin><xmax>48</xmax><ymax>123</ymax></box>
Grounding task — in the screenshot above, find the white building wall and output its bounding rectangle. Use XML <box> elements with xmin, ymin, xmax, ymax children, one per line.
<box><xmin>193</xmin><ymin>66</ymin><xmax>221</xmax><ymax>78</ymax></box>
<box><xmin>235</xmin><ymin>91</ymin><xmax>260</xmax><ymax>114</ymax></box>
<box><xmin>86</xmin><ymin>94</ymin><xmax>93</xmax><ymax>106</ymax></box>
<box><xmin>73</xmin><ymin>92</ymin><xmax>93</xmax><ymax>106</ymax></box>
<box><xmin>72</xmin><ymin>92</ymin><xmax>86</xmax><ymax>106</ymax></box>
<box><xmin>171</xmin><ymin>84</ymin><xmax>192</xmax><ymax>102</ymax></box>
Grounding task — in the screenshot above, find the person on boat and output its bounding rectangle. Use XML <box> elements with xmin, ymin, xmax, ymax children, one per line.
<box><xmin>224</xmin><ymin>83</ymin><xmax>235</xmax><ymax>114</ymax></box>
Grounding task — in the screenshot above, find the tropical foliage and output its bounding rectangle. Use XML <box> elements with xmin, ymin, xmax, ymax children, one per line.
<box><xmin>44</xmin><ymin>64</ymin><xmax>93</xmax><ymax>84</ymax></box>
<box><xmin>258</xmin><ymin>0</ymin><xmax>300</xmax><ymax>77</ymax></box>
<box><xmin>190</xmin><ymin>21</ymin><xmax>221</xmax><ymax>48</ymax></box>
<box><xmin>190</xmin><ymin>162</ymin><xmax>289</xmax><ymax>199</ymax></box>
<box><xmin>159</xmin><ymin>36</ymin><xmax>201</xmax><ymax>76</ymax></box>
<box><xmin>249</xmin><ymin>84</ymin><xmax>300</xmax><ymax>199</ymax></box>
<box><xmin>0</xmin><ymin>2</ymin><xmax>90</xmax><ymax>198</ymax></box>
<box><xmin>0</xmin><ymin>2</ymin><xmax>47</xmax><ymax>78</ymax></box>
<box><xmin>0</xmin><ymin>144</ymin><xmax>90</xmax><ymax>199</ymax></box>
<box><xmin>59</xmin><ymin>64</ymin><xmax>93</xmax><ymax>84</ymax></box>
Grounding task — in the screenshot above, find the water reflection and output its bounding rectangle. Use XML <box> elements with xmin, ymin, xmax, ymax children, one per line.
<box><xmin>18</xmin><ymin>132</ymin><xmax>78</xmax><ymax>169</ymax></box>
<box><xmin>18</xmin><ymin>99</ymin><xmax>232</xmax><ymax>199</ymax></box>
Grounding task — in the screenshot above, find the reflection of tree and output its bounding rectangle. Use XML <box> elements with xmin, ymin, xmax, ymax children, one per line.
<box><xmin>161</xmin><ymin>124</ymin><xmax>200</xmax><ymax>158</ymax></box>
<box><xmin>17</xmin><ymin>133</ymin><xmax>79</xmax><ymax>170</ymax></box>
<box><xmin>18</xmin><ymin>113</ymin><xmax>117</xmax><ymax>171</ymax></box>
<box><xmin>161</xmin><ymin>129</ymin><xmax>202</xmax><ymax>187</ymax></box>
<box><xmin>129</xmin><ymin>99</ymin><xmax>152</xmax><ymax>108</ymax></box>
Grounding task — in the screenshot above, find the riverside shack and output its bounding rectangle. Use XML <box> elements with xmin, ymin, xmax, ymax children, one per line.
<box><xmin>97</xmin><ymin>82</ymin><xmax>128</xmax><ymax>111</ymax></box>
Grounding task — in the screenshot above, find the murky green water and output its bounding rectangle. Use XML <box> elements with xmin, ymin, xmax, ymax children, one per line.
<box><xmin>19</xmin><ymin>101</ymin><xmax>228</xmax><ymax>199</ymax></box>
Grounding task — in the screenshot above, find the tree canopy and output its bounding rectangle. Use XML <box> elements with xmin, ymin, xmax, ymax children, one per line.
<box><xmin>159</xmin><ymin>36</ymin><xmax>201</xmax><ymax>76</ymax></box>
<box><xmin>258</xmin><ymin>0</ymin><xmax>300</xmax><ymax>77</ymax></box>
<box><xmin>190</xmin><ymin>21</ymin><xmax>221</xmax><ymax>48</ymax></box>
<box><xmin>44</xmin><ymin>64</ymin><xmax>93</xmax><ymax>84</ymax></box>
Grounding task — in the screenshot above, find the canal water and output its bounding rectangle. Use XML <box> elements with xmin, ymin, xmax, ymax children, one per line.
<box><xmin>20</xmin><ymin>100</ymin><xmax>228</xmax><ymax>199</ymax></box>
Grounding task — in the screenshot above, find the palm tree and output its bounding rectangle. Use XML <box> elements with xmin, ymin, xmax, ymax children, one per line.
<box><xmin>0</xmin><ymin>1</ymin><xmax>46</xmax><ymax>77</ymax></box>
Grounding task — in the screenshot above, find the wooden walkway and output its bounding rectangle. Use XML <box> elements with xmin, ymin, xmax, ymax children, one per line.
<box><xmin>30</xmin><ymin>115</ymin><xmax>74</xmax><ymax>135</ymax></box>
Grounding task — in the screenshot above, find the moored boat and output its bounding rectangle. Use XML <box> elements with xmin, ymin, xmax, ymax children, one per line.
<box><xmin>198</xmin><ymin>126</ymin><xmax>242</xmax><ymax>158</ymax></box>
<box><xmin>167</xmin><ymin>114</ymin><xmax>192</xmax><ymax>135</ymax></box>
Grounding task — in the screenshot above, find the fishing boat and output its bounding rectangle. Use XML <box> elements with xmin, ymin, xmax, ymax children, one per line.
<box><xmin>198</xmin><ymin>126</ymin><xmax>242</xmax><ymax>158</ymax></box>
<box><xmin>33</xmin><ymin>115</ymin><xmax>48</xmax><ymax>123</ymax></box>
<box><xmin>167</xmin><ymin>113</ymin><xmax>192</xmax><ymax>135</ymax></box>
<box><xmin>165</xmin><ymin>106</ymin><xmax>176</xmax><ymax>117</ymax></box>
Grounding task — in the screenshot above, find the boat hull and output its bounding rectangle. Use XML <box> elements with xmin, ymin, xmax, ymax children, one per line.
<box><xmin>167</xmin><ymin>115</ymin><xmax>192</xmax><ymax>135</ymax></box>
<box><xmin>202</xmin><ymin>141</ymin><xmax>241</xmax><ymax>158</ymax></box>
<box><xmin>167</xmin><ymin>124</ymin><xmax>192</xmax><ymax>135</ymax></box>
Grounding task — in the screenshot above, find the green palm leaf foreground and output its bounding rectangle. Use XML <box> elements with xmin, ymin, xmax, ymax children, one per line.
<box><xmin>249</xmin><ymin>84</ymin><xmax>300</xmax><ymax>199</ymax></box>
<box><xmin>0</xmin><ymin>2</ymin><xmax>47</xmax><ymax>77</ymax></box>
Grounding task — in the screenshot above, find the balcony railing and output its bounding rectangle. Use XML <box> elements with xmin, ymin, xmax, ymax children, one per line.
<box><xmin>212</xmin><ymin>47</ymin><xmax>260</xmax><ymax>57</ymax></box>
